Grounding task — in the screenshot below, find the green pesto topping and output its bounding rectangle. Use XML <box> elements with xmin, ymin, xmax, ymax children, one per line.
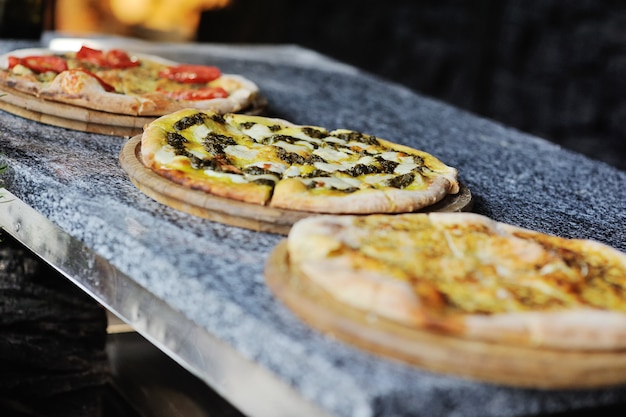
<box><xmin>243</xmin><ymin>166</ymin><xmax>274</xmax><ymax>176</ymax></box>
<box><xmin>239</xmin><ymin>121</ymin><xmax>256</xmax><ymax>130</ymax></box>
<box><xmin>173</xmin><ymin>113</ymin><xmax>207</xmax><ymax>131</ymax></box>
<box><xmin>276</xmin><ymin>147</ymin><xmax>306</xmax><ymax>164</ymax></box>
<box><xmin>387</xmin><ymin>173</ymin><xmax>415</xmax><ymax>189</ymax></box>
<box><xmin>166</xmin><ymin>132</ymin><xmax>188</xmax><ymax>151</ymax></box>
<box><xmin>202</xmin><ymin>133</ymin><xmax>237</xmax><ymax>156</ymax></box>
<box><xmin>343</xmin><ymin>163</ymin><xmax>380</xmax><ymax>177</ymax></box>
<box><xmin>301</xmin><ymin>127</ymin><xmax>328</xmax><ymax>139</ymax></box>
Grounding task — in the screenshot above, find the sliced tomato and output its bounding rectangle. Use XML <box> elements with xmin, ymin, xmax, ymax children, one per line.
<box><xmin>74</xmin><ymin>69</ymin><xmax>116</xmax><ymax>92</ymax></box>
<box><xmin>23</xmin><ymin>56</ymin><xmax>69</xmax><ymax>73</ymax></box>
<box><xmin>158</xmin><ymin>64</ymin><xmax>222</xmax><ymax>84</ymax></box>
<box><xmin>7</xmin><ymin>56</ymin><xmax>21</xmax><ymax>69</ymax></box>
<box><xmin>157</xmin><ymin>86</ymin><xmax>229</xmax><ymax>100</ymax></box>
<box><xmin>8</xmin><ymin>55</ymin><xmax>68</xmax><ymax>73</ymax></box>
<box><xmin>76</xmin><ymin>45</ymin><xmax>102</xmax><ymax>61</ymax></box>
<box><xmin>103</xmin><ymin>49</ymin><xmax>139</xmax><ymax>69</ymax></box>
<box><xmin>76</xmin><ymin>45</ymin><xmax>106</xmax><ymax>66</ymax></box>
<box><xmin>76</xmin><ymin>45</ymin><xmax>139</xmax><ymax>69</ymax></box>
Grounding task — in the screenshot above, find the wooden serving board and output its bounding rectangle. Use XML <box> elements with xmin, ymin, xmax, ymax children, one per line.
<box><xmin>265</xmin><ymin>241</ymin><xmax>626</xmax><ymax>389</ymax></box>
<box><xmin>0</xmin><ymin>84</ymin><xmax>153</xmax><ymax>136</ymax></box>
<box><xmin>0</xmin><ymin>84</ymin><xmax>267</xmax><ymax>136</ymax></box>
<box><xmin>119</xmin><ymin>135</ymin><xmax>473</xmax><ymax>234</ymax></box>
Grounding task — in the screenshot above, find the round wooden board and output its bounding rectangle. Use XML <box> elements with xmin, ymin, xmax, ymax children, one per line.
<box><xmin>0</xmin><ymin>84</ymin><xmax>267</xmax><ymax>136</ymax></box>
<box><xmin>0</xmin><ymin>84</ymin><xmax>152</xmax><ymax>136</ymax></box>
<box><xmin>0</xmin><ymin>99</ymin><xmax>145</xmax><ymax>137</ymax></box>
<box><xmin>264</xmin><ymin>241</ymin><xmax>626</xmax><ymax>389</ymax></box>
<box><xmin>119</xmin><ymin>135</ymin><xmax>473</xmax><ymax>234</ymax></box>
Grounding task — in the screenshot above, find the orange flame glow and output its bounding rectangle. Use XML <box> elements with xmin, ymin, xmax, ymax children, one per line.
<box><xmin>56</xmin><ymin>0</ymin><xmax>232</xmax><ymax>41</ymax></box>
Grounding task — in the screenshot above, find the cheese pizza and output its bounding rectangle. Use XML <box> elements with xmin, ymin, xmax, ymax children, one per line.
<box><xmin>140</xmin><ymin>109</ymin><xmax>460</xmax><ymax>214</ymax></box>
<box><xmin>286</xmin><ymin>212</ymin><xmax>626</xmax><ymax>350</ymax></box>
<box><xmin>0</xmin><ymin>46</ymin><xmax>261</xmax><ymax>116</ymax></box>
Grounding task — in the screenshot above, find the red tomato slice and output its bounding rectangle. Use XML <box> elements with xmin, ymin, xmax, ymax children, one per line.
<box><xmin>159</xmin><ymin>64</ymin><xmax>222</xmax><ymax>84</ymax></box>
<box><xmin>7</xmin><ymin>56</ymin><xmax>21</xmax><ymax>69</ymax></box>
<box><xmin>76</xmin><ymin>46</ymin><xmax>139</xmax><ymax>69</ymax></box>
<box><xmin>157</xmin><ymin>86</ymin><xmax>229</xmax><ymax>100</ymax></box>
<box><xmin>8</xmin><ymin>55</ymin><xmax>68</xmax><ymax>73</ymax></box>
<box><xmin>76</xmin><ymin>46</ymin><xmax>102</xmax><ymax>60</ymax></box>
<box><xmin>76</xmin><ymin>45</ymin><xmax>106</xmax><ymax>66</ymax></box>
<box><xmin>104</xmin><ymin>49</ymin><xmax>139</xmax><ymax>69</ymax></box>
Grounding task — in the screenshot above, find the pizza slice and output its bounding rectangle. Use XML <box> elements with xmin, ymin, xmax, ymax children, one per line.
<box><xmin>285</xmin><ymin>212</ymin><xmax>626</xmax><ymax>350</ymax></box>
<box><xmin>140</xmin><ymin>109</ymin><xmax>460</xmax><ymax>214</ymax></box>
<box><xmin>0</xmin><ymin>46</ymin><xmax>261</xmax><ymax>116</ymax></box>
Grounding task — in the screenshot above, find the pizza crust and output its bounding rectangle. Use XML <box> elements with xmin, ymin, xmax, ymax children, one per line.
<box><xmin>463</xmin><ymin>308</ymin><xmax>626</xmax><ymax>350</ymax></box>
<box><xmin>270</xmin><ymin>178</ymin><xmax>395</xmax><ymax>213</ymax></box>
<box><xmin>271</xmin><ymin>175</ymin><xmax>457</xmax><ymax>214</ymax></box>
<box><xmin>0</xmin><ymin>70</ymin><xmax>40</xmax><ymax>95</ymax></box>
<box><xmin>150</xmin><ymin>166</ymin><xmax>272</xmax><ymax>205</ymax></box>
<box><xmin>288</xmin><ymin>215</ymin><xmax>431</xmax><ymax>325</ymax></box>
<box><xmin>297</xmin><ymin>257</ymin><xmax>426</xmax><ymax>325</ymax></box>
<box><xmin>39</xmin><ymin>69</ymin><xmax>144</xmax><ymax>115</ymax></box>
<box><xmin>381</xmin><ymin>176</ymin><xmax>456</xmax><ymax>213</ymax></box>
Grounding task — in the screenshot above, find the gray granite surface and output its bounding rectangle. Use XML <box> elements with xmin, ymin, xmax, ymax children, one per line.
<box><xmin>0</xmin><ymin>38</ymin><xmax>625</xmax><ymax>417</ymax></box>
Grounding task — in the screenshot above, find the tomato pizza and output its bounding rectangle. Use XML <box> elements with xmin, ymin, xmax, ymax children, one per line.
<box><xmin>0</xmin><ymin>46</ymin><xmax>261</xmax><ymax>116</ymax></box>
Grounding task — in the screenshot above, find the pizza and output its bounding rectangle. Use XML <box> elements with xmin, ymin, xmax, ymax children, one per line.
<box><xmin>0</xmin><ymin>46</ymin><xmax>261</xmax><ymax>116</ymax></box>
<box><xmin>139</xmin><ymin>109</ymin><xmax>460</xmax><ymax>214</ymax></box>
<box><xmin>285</xmin><ymin>212</ymin><xmax>626</xmax><ymax>350</ymax></box>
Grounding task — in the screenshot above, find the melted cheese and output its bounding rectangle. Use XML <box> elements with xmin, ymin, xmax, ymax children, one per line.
<box><xmin>11</xmin><ymin>64</ymin><xmax>33</xmax><ymax>76</ymax></box>
<box><xmin>191</xmin><ymin>124</ymin><xmax>212</xmax><ymax>140</ymax></box>
<box><xmin>246</xmin><ymin>161</ymin><xmax>287</xmax><ymax>174</ymax></box>
<box><xmin>154</xmin><ymin>147</ymin><xmax>177</xmax><ymax>164</ymax></box>
<box><xmin>379</xmin><ymin>151</ymin><xmax>402</xmax><ymax>162</ymax></box>
<box><xmin>188</xmin><ymin>148</ymin><xmax>210</xmax><ymax>160</ymax></box>
<box><xmin>357</xmin><ymin>156</ymin><xmax>376</xmax><ymax>165</ymax></box>
<box><xmin>322</xmin><ymin>136</ymin><xmax>347</xmax><ymax>146</ymax></box>
<box><xmin>343</xmin><ymin>213</ymin><xmax>626</xmax><ymax>314</ymax></box>
<box><xmin>283</xmin><ymin>166</ymin><xmax>302</xmax><ymax>177</ymax></box>
<box><xmin>361</xmin><ymin>174</ymin><xmax>395</xmax><ymax>186</ymax></box>
<box><xmin>313</xmin><ymin>147</ymin><xmax>350</xmax><ymax>162</ymax></box>
<box><xmin>314</xmin><ymin>162</ymin><xmax>343</xmax><ymax>173</ymax></box>
<box><xmin>240</xmin><ymin>122</ymin><xmax>274</xmax><ymax>141</ymax></box>
<box><xmin>274</xmin><ymin>141</ymin><xmax>311</xmax><ymax>154</ymax></box>
<box><xmin>225</xmin><ymin>145</ymin><xmax>260</xmax><ymax>162</ymax></box>
<box><xmin>394</xmin><ymin>163</ymin><xmax>418</xmax><ymax>175</ymax></box>
<box><xmin>204</xmin><ymin>171</ymin><xmax>247</xmax><ymax>183</ymax></box>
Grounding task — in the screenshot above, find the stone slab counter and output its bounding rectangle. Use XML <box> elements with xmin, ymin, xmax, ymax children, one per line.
<box><xmin>0</xmin><ymin>37</ymin><xmax>625</xmax><ymax>417</ymax></box>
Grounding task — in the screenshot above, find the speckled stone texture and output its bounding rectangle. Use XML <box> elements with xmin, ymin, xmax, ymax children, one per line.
<box><xmin>0</xmin><ymin>39</ymin><xmax>625</xmax><ymax>417</ymax></box>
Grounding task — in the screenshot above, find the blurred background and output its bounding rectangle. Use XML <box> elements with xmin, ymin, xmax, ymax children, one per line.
<box><xmin>48</xmin><ymin>0</ymin><xmax>626</xmax><ymax>172</ymax></box>
<box><xmin>1</xmin><ymin>1</ymin><xmax>625</xmax><ymax>416</ymax></box>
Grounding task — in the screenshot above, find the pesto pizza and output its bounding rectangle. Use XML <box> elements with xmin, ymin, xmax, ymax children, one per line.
<box><xmin>0</xmin><ymin>46</ymin><xmax>261</xmax><ymax>116</ymax></box>
<box><xmin>286</xmin><ymin>212</ymin><xmax>626</xmax><ymax>350</ymax></box>
<box><xmin>139</xmin><ymin>109</ymin><xmax>460</xmax><ymax>214</ymax></box>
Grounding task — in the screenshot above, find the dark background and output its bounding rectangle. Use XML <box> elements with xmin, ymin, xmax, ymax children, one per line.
<box><xmin>199</xmin><ymin>0</ymin><xmax>626</xmax><ymax>172</ymax></box>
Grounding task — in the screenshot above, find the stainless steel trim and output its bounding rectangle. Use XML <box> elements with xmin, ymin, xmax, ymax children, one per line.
<box><xmin>0</xmin><ymin>188</ymin><xmax>330</xmax><ymax>417</ymax></box>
